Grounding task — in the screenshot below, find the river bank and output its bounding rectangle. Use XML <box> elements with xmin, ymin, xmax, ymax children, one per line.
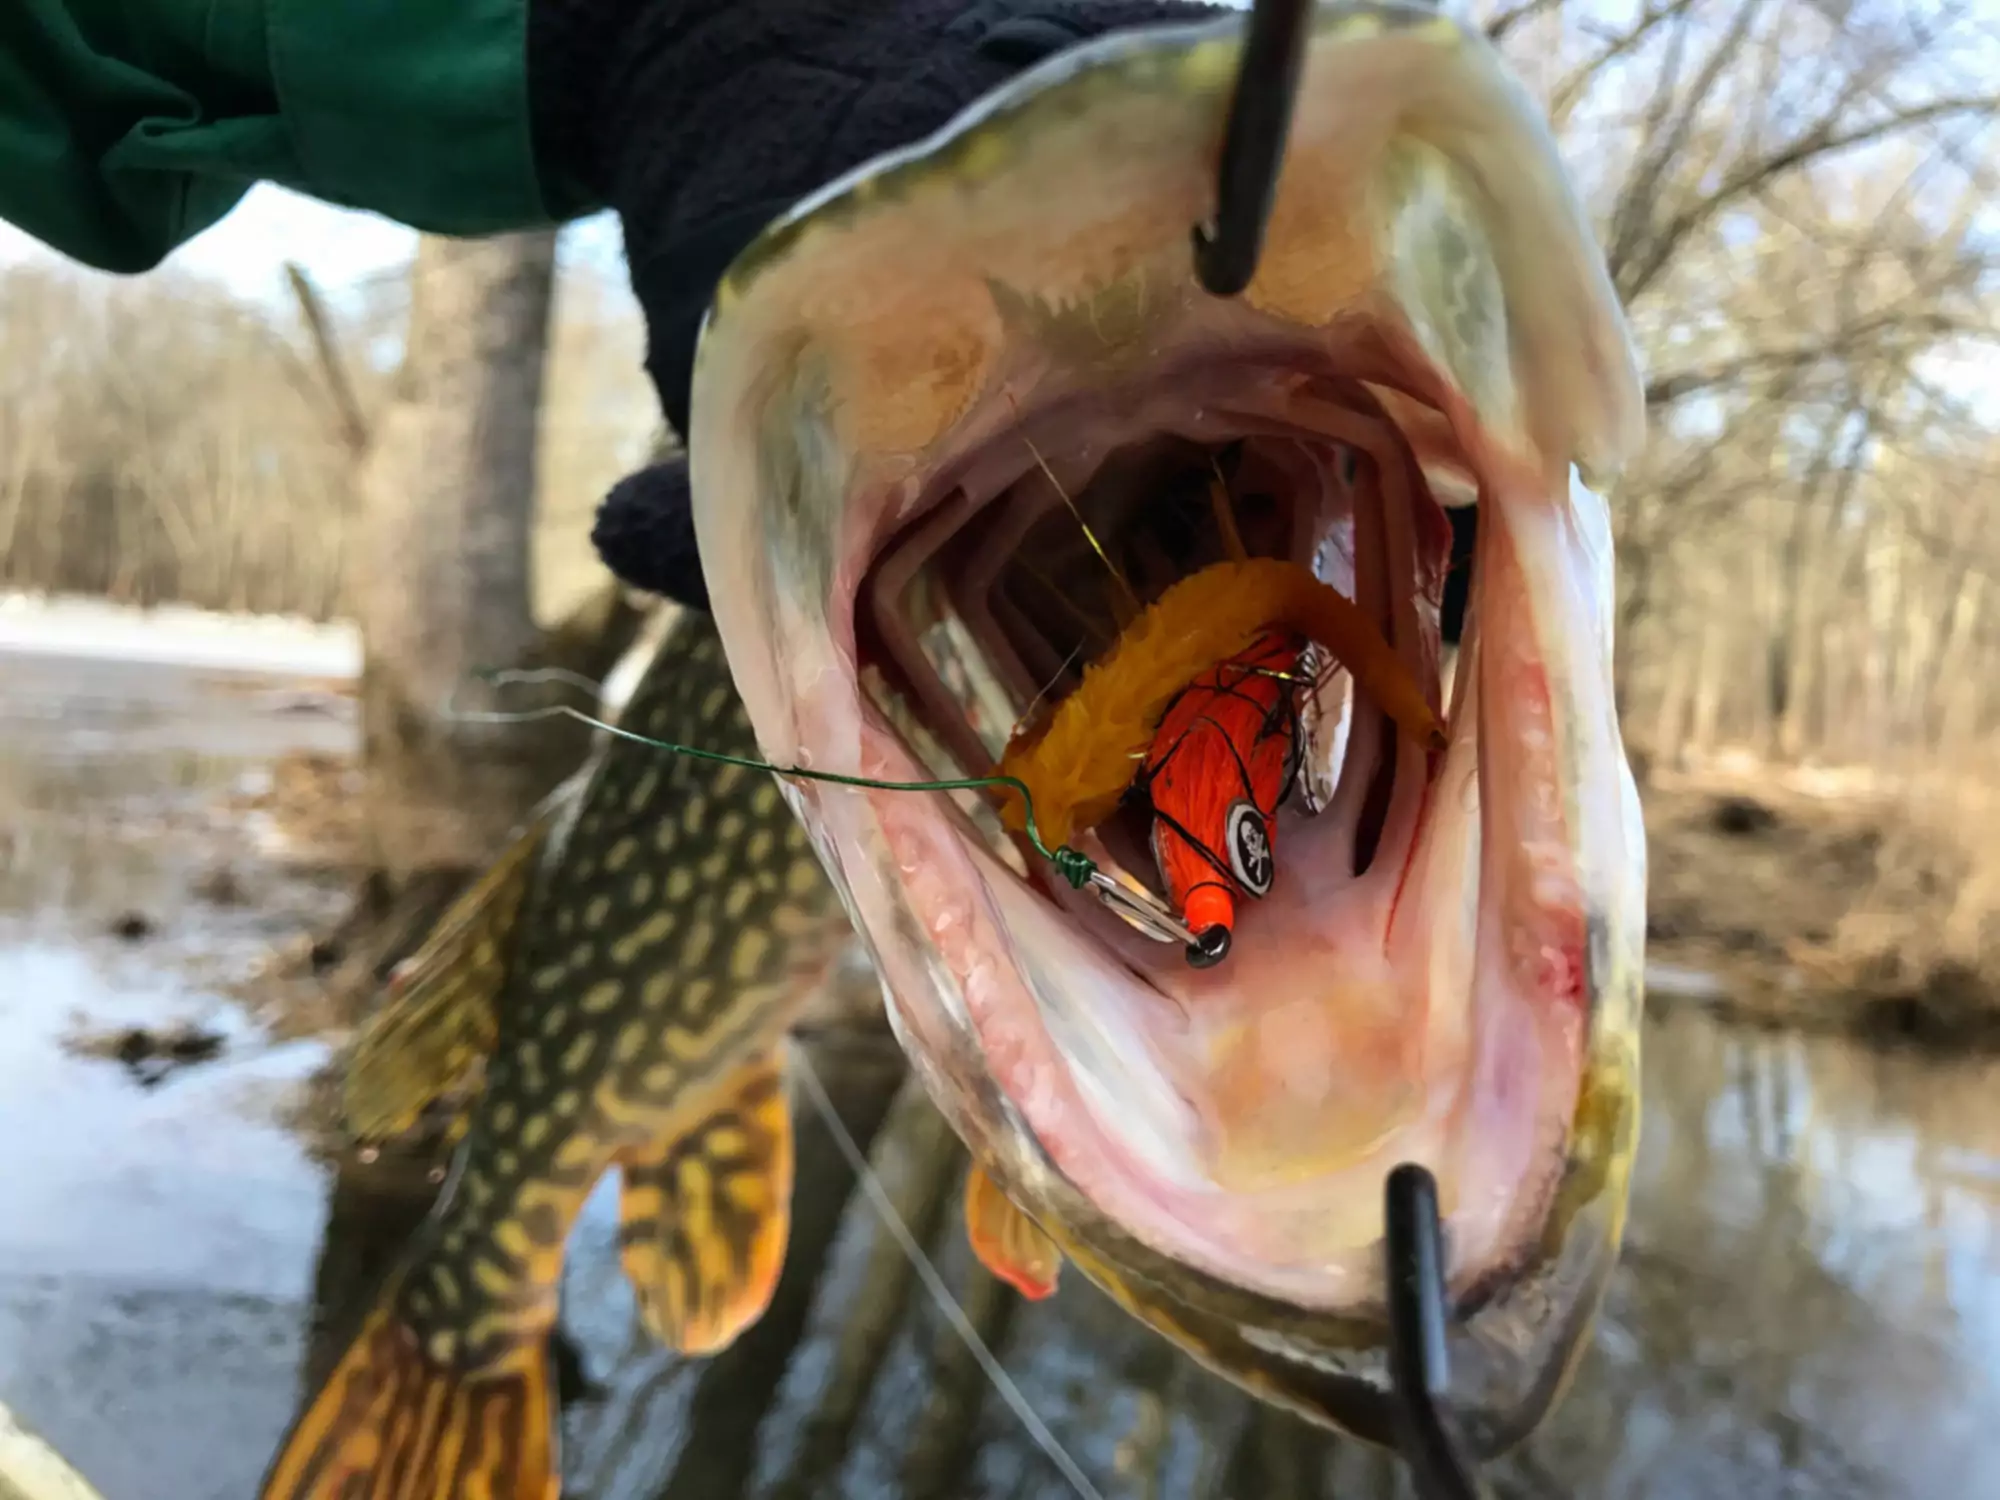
<box><xmin>1643</xmin><ymin>758</ymin><xmax>2000</xmax><ymax>1051</ymax></box>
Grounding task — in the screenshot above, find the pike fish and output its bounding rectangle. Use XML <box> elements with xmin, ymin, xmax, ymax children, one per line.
<box><xmin>690</xmin><ymin>0</ymin><xmax>1645</xmax><ymax>1460</ymax></box>
<box><xmin>261</xmin><ymin>610</ymin><xmax>1057</xmax><ymax>1499</ymax></box>
<box><xmin>263</xmin><ymin>2</ymin><xmax>1651</xmax><ymax>1493</ymax></box>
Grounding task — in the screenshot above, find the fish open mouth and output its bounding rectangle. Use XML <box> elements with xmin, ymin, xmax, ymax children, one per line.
<box><xmin>839</xmin><ymin>350</ymin><xmax>1590</xmax><ymax>1310</ymax></box>
<box><xmin>688</xmin><ymin>2</ymin><xmax>1647</xmax><ymax>1445</ymax></box>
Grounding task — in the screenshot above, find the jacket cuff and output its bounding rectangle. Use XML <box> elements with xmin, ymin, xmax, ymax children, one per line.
<box><xmin>267</xmin><ymin>0</ymin><xmax>583</xmax><ymax>232</ymax></box>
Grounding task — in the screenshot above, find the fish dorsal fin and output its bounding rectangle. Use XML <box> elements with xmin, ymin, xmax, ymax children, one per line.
<box><xmin>964</xmin><ymin>1165</ymin><xmax>1062</xmax><ymax>1300</ymax></box>
<box><xmin>617</xmin><ymin>1051</ymin><xmax>794</xmax><ymax>1355</ymax></box>
<box><xmin>342</xmin><ymin>796</ymin><xmax>563</xmax><ymax>1143</ymax></box>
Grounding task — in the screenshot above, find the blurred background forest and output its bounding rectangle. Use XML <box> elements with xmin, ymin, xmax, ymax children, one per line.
<box><xmin>1</xmin><ymin>3</ymin><xmax>1999</xmax><ymax>1499</ymax></box>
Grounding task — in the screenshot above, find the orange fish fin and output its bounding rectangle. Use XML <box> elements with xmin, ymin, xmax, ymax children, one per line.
<box><xmin>964</xmin><ymin>1165</ymin><xmax>1062</xmax><ymax>1300</ymax></box>
<box><xmin>618</xmin><ymin>1051</ymin><xmax>794</xmax><ymax>1355</ymax></box>
<box><xmin>257</xmin><ymin>1285</ymin><xmax>557</xmax><ymax>1500</ymax></box>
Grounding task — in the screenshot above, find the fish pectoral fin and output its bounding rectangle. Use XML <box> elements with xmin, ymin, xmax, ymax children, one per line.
<box><xmin>618</xmin><ymin>1051</ymin><xmax>794</xmax><ymax>1356</ymax></box>
<box><xmin>343</xmin><ymin>804</ymin><xmax>557</xmax><ymax>1142</ymax></box>
<box><xmin>964</xmin><ymin>1165</ymin><xmax>1062</xmax><ymax>1301</ymax></box>
<box><xmin>257</xmin><ymin>1281</ymin><xmax>558</xmax><ymax>1500</ymax></box>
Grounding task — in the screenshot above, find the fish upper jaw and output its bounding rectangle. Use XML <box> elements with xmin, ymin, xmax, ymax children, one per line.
<box><xmin>687</xmin><ymin>0</ymin><xmax>1646</xmax><ymax>1451</ymax></box>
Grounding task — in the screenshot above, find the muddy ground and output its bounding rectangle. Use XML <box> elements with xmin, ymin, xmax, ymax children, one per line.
<box><xmin>1641</xmin><ymin>765</ymin><xmax>2000</xmax><ymax>1050</ymax></box>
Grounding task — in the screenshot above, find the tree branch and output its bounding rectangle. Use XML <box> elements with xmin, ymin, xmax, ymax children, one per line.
<box><xmin>284</xmin><ymin>261</ymin><xmax>370</xmax><ymax>457</ymax></box>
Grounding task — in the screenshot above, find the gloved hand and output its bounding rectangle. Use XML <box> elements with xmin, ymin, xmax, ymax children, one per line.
<box><xmin>528</xmin><ymin>0</ymin><xmax>1224</xmax><ymax>608</ymax></box>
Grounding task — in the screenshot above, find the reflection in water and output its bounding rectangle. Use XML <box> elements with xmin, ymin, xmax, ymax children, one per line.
<box><xmin>2</xmin><ymin>641</ymin><xmax>1996</xmax><ymax>1498</ymax></box>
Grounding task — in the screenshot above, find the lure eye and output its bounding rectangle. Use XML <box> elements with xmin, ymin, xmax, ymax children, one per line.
<box><xmin>1224</xmin><ymin>800</ymin><xmax>1274</xmax><ymax>896</ymax></box>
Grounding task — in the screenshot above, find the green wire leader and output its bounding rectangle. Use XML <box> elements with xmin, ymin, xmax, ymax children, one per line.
<box><xmin>459</xmin><ymin>672</ymin><xmax>1098</xmax><ymax>891</ymax></box>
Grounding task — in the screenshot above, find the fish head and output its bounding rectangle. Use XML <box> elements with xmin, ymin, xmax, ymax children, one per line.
<box><xmin>687</xmin><ymin>1</ymin><xmax>1647</xmax><ymax>1455</ymax></box>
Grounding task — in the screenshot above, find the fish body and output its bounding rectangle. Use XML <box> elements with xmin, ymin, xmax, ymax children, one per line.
<box><xmin>688</xmin><ymin>0</ymin><xmax>1648</xmax><ymax>1456</ymax></box>
<box><xmin>259</xmin><ymin>612</ymin><xmax>857</xmax><ymax>1499</ymax></box>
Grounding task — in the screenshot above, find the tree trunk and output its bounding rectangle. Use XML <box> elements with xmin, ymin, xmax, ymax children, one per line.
<box><xmin>352</xmin><ymin>231</ymin><xmax>574</xmax><ymax>879</ymax></box>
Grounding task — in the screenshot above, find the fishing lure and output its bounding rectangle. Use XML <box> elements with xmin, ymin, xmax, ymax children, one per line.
<box><xmin>1133</xmin><ymin>628</ymin><xmax>1309</xmax><ymax>968</ymax></box>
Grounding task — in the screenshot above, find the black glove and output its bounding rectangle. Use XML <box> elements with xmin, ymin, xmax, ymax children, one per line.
<box><xmin>528</xmin><ymin>0</ymin><xmax>1223</xmax><ymax>609</ymax></box>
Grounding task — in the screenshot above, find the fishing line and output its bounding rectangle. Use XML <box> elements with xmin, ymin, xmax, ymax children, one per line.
<box><xmin>445</xmin><ymin>671</ymin><xmax>1100</xmax><ymax>890</ymax></box>
<box><xmin>788</xmin><ymin>1048</ymin><xmax>1108</xmax><ymax>1500</ymax></box>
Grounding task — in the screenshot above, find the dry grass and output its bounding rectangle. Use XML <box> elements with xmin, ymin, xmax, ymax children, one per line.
<box><xmin>0</xmin><ymin>241</ymin><xmax>654</xmax><ymax>625</ymax></box>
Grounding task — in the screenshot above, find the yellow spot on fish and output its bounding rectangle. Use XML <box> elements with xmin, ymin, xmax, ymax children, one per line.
<box><xmin>746</xmin><ymin>829</ymin><xmax>774</xmax><ymax>864</ymax></box>
<box><xmin>631</xmin><ymin>872</ymin><xmax>656</xmax><ymax>905</ymax></box>
<box><xmin>562</xmin><ymin>1033</ymin><xmax>595</xmax><ymax>1073</ymax></box>
<box><xmin>523</xmin><ymin>1114</ymin><xmax>550</xmax><ymax>1149</ymax></box>
<box><xmin>699</xmin><ymin>851</ymin><xmax>728</xmax><ymax>882</ymax></box>
<box><xmin>492</xmin><ymin>1101</ymin><xmax>517</xmax><ymax>1133</ymax></box>
<box><xmin>684</xmin><ymin>920</ymin><xmax>715</xmax><ymax>967</ymax></box>
<box><xmin>643</xmin><ymin>973</ymin><xmax>675</xmax><ymax>1008</ymax></box>
<box><xmin>666</xmin><ymin>1028</ymin><xmax>708</xmax><ymax>1063</ymax></box>
<box><xmin>955</xmin><ymin>129</ymin><xmax>1010</xmax><ymax>182</ymax></box>
<box><xmin>628</xmin><ymin>767</ymin><xmax>660</xmax><ymax>812</ymax></box>
<box><xmin>751</xmin><ymin>783</ymin><xmax>780</xmax><ymax>817</ymax></box>
<box><xmin>606</xmin><ymin>837</ymin><xmax>638</xmax><ymax>872</ymax></box>
<box><xmin>723</xmin><ymin>881</ymin><xmax>755</xmax><ymax>920</ymax></box>
<box><xmin>433</xmin><ymin>1265</ymin><xmax>462</xmax><ymax>1309</ymax></box>
<box><xmin>473</xmin><ymin>1258</ymin><xmax>512</xmax><ymax>1296</ymax></box>
<box><xmin>654</xmin><ymin>819</ymin><xmax>678</xmax><ymax>854</ymax></box>
<box><xmin>495</xmin><ymin>1221</ymin><xmax>531</xmax><ymax>1259</ymax></box>
<box><xmin>717</xmin><ymin>811</ymin><xmax>746</xmax><ymax>844</ymax></box>
<box><xmin>787</xmin><ymin>860</ymin><xmax>823</xmax><ymax>896</ymax></box>
<box><xmin>782</xmin><ymin>818</ymin><xmax>808</xmax><ymax>850</ymax></box>
<box><xmin>520</xmin><ymin>1041</ymin><xmax>545</xmax><ymax>1090</ymax></box>
<box><xmin>572</xmin><ymin>939</ymin><xmax>596</xmax><ymax>967</ymax></box>
<box><xmin>585</xmin><ymin>894</ymin><xmax>612</xmax><ymax>931</ymax></box>
<box><xmin>707</xmin><ymin>1125</ymin><xmax>746</xmax><ymax>1158</ymax></box>
<box><xmin>540</xmin><ymin>1003</ymin><xmax>570</xmax><ymax>1038</ymax></box>
<box><xmin>582</xmin><ymin>979</ymin><xmax>622</xmax><ymax>1014</ymax></box>
<box><xmin>731</xmin><ymin>928</ymin><xmax>772</xmax><ymax>982</ymax></box>
<box><xmin>613</xmin><ymin>909</ymin><xmax>677</xmax><ymax>966</ymax></box>
<box><xmin>615</xmin><ymin>1021</ymin><xmax>648</xmax><ymax>1062</ymax></box>
<box><xmin>643</xmin><ymin>1063</ymin><xmax>678</xmax><ymax>1093</ymax></box>
<box><xmin>666</xmin><ymin>867</ymin><xmax>695</xmax><ymax>902</ymax></box>
<box><xmin>532</xmin><ymin>962</ymin><xmax>568</xmax><ymax>992</ymax></box>
<box><xmin>557</xmin><ymin>908</ymin><xmax>576</xmax><ymax>936</ymax></box>
<box><xmin>701</xmin><ymin>687</ymin><xmax>731</xmax><ymax>722</ymax></box>
<box><xmin>726</xmin><ymin>1173</ymin><xmax>768</xmax><ymax>1211</ymax></box>
<box><xmin>712</xmin><ymin>762</ymin><xmax>746</xmax><ymax>796</ymax></box>
<box><xmin>428</xmin><ymin>1331</ymin><xmax>457</xmax><ymax>1364</ymax></box>
<box><xmin>1177</xmin><ymin>39</ymin><xmax>1237</xmax><ymax>93</ymax></box>
<box><xmin>498</xmin><ymin>1150</ymin><xmax>519</xmax><ymax>1175</ymax></box>
<box><xmin>552</xmin><ymin>1089</ymin><xmax>581</xmax><ymax>1118</ymax></box>
<box><xmin>682</xmin><ymin>799</ymin><xmax>708</xmax><ymax>836</ymax></box>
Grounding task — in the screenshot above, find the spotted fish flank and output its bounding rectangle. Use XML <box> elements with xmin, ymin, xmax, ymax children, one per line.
<box><xmin>258</xmin><ymin>612</ymin><xmax>855</xmax><ymax>1500</ymax></box>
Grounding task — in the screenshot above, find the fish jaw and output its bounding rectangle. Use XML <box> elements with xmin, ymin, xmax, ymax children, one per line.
<box><xmin>688</xmin><ymin>0</ymin><xmax>1645</xmax><ymax>1456</ymax></box>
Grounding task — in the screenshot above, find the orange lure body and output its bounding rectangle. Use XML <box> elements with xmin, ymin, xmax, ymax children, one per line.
<box><xmin>1137</xmin><ymin>628</ymin><xmax>1308</xmax><ymax>967</ymax></box>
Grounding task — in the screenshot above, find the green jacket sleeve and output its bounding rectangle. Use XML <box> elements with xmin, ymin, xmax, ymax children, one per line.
<box><xmin>0</xmin><ymin>0</ymin><xmax>591</xmax><ymax>275</ymax></box>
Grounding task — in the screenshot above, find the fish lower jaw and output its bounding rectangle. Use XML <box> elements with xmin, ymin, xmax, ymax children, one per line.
<box><xmin>806</xmin><ymin>367</ymin><xmax>1597</xmax><ymax>1316</ymax></box>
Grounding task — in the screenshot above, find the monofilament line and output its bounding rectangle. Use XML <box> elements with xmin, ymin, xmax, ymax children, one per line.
<box><xmin>444</xmin><ymin>672</ymin><xmax>1099</xmax><ymax>890</ymax></box>
<box><xmin>789</xmin><ymin>1048</ymin><xmax>1108</xmax><ymax>1500</ymax></box>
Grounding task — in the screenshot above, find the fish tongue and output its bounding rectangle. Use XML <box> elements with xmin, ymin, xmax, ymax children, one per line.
<box><xmin>1182</xmin><ymin>977</ymin><xmax>1416</xmax><ymax>1197</ymax></box>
